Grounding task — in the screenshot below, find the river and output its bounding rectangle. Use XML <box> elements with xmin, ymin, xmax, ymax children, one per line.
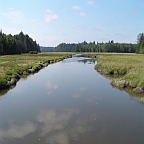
<box><xmin>0</xmin><ymin>55</ymin><xmax>144</xmax><ymax>144</ymax></box>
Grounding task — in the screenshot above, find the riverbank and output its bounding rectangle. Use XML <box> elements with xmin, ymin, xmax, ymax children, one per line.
<box><xmin>82</xmin><ymin>53</ymin><xmax>144</xmax><ymax>94</ymax></box>
<box><xmin>0</xmin><ymin>53</ymin><xmax>73</xmax><ymax>90</ymax></box>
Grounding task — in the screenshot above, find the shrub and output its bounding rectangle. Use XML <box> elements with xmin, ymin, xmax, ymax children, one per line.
<box><xmin>29</xmin><ymin>51</ymin><xmax>38</xmax><ymax>54</ymax></box>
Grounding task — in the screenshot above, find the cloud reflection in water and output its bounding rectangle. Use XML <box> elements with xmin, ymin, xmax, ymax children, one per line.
<box><xmin>36</xmin><ymin>109</ymin><xmax>79</xmax><ymax>136</ymax></box>
<box><xmin>36</xmin><ymin>109</ymin><xmax>94</xmax><ymax>144</ymax></box>
<box><xmin>0</xmin><ymin>122</ymin><xmax>36</xmax><ymax>140</ymax></box>
<box><xmin>0</xmin><ymin>107</ymin><xmax>97</xmax><ymax>144</ymax></box>
<box><xmin>45</xmin><ymin>81</ymin><xmax>58</xmax><ymax>95</ymax></box>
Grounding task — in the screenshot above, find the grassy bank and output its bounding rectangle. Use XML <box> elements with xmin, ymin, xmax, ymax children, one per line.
<box><xmin>0</xmin><ymin>52</ymin><xmax>73</xmax><ymax>90</ymax></box>
<box><xmin>82</xmin><ymin>53</ymin><xmax>144</xmax><ymax>93</ymax></box>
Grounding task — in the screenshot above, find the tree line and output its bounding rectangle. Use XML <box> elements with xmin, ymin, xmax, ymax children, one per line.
<box><xmin>0</xmin><ymin>30</ymin><xmax>40</xmax><ymax>55</ymax></box>
<box><xmin>40</xmin><ymin>46</ymin><xmax>54</xmax><ymax>52</ymax></box>
<box><xmin>55</xmin><ymin>41</ymin><xmax>137</xmax><ymax>53</ymax></box>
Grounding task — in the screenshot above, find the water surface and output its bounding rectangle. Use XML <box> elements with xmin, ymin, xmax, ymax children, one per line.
<box><xmin>0</xmin><ymin>56</ymin><xmax>144</xmax><ymax>144</ymax></box>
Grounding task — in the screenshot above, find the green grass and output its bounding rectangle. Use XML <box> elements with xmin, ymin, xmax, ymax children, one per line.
<box><xmin>82</xmin><ymin>53</ymin><xmax>144</xmax><ymax>89</ymax></box>
<box><xmin>0</xmin><ymin>75</ymin><xmax>7</xmax><ymax>83</ymax></box>
<box><xmin>0</xmin><ymin>52</ymin><xmax>73</xmax><ymax>85</ymax></box>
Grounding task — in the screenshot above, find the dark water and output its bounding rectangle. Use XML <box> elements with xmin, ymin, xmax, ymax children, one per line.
<box><xmin>0</xmin><ymin>56</ymin><xmax>144</xmax><ymax>144</ymax></box>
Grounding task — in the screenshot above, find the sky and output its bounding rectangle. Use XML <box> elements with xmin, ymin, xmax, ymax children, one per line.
<box><xmin>0</xmin><ymin>0</ymin><xmax>144</xmax><ymax>47</ymax></box>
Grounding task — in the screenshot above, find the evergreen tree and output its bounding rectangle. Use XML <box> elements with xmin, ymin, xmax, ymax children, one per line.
<box><xmin>136</xmin><ymin>33</ymin><xmax>144</xmax><ymax>54</ymax></box>
<box><xmin>0</xmin><ymin>31</ymin><xmax>41</xmax><ymax>55</ymax></box>
<box><xmin>0</xmin><ymin>29</ymin><xmax>3</xmax><ymax>54</ymax></box>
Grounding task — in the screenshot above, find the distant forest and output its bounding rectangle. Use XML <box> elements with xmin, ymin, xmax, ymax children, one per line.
<box><xmin>0</xmin><ymin>30</ymin><xmax>40</xmax><ymax>55</ymax></box>
<box><xmin>1</xmin><ymin>30</ymin><xmax>144</xmax><ymax>54</ymax></box>
<box><xmin>55</xmin><ymin>41</ymin><xmax>137</xmax><ymax>53</ymax></box>
<box><xmin>41</xmin><ymin>41</ymin><xmax>137</xmax><ymax>53</ymax></box>
<box><xmin>40</xmin><ymin>46</ymin><xmax>54</xmax><ymax>52</ymax></box>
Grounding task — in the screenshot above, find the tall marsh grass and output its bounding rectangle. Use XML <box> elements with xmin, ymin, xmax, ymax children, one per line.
<box><xmin>0</xmin><ymin>53</ymin><xmax>73</xmax><ymax>84</ymax></box>
<box><xmin>83</xmin><ymin>53</ymin><xmax>144</xmax><ymax>89</ymax></box>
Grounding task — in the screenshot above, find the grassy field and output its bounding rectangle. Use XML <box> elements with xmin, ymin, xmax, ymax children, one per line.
<box><xmin>82</xmin><ymin>53</ymin><xmax>144</xmax><ymax>93</ymax></box>
<box><xmin>0</xmin><ymin>52</ymin><xmax>73</xmax><ymax>88</ymax></box>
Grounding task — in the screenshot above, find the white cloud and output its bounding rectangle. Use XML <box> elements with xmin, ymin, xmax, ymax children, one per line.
<box><xmin>46</xmin><ymin>9</ymin><xmax>53</xmax><ymax>13</ymax></box>
<box><xmin>72</xmin><ymin>5</ymin><xmax>81</xmax><ymax>10</ymax></box>
<box><xmin>79</xmin><ymin>12</ymin><xmax>87</xmax><ymax>17</ymax></box>
<box><xmin>45</xmin><ymin>14</ymin><xmax>58</xmax><ymax>23</ymax></box>
<box><xmin>87</xmin><ymin>1</ymin><xmax>94</xmax><ymax>5</ymax></box>
<box><xmin>44</xmin><ymin>9</ymin><xmax>58</xmax><ymax>23</ymax></box>
<box><xmin>87</xmin><ymin>1</ymin><xmax>98</xmax><ymax>8</ymax></box>
<box><xmin>0</xmin><ymin>9</ymin><xmax>25</xmax><ymax>25</ymax></box>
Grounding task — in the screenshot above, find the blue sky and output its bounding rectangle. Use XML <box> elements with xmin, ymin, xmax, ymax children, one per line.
<box><xmin>0</xmin><ymin>0</ymin><xmax>144</xmax><ymax>46</ymax></box>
